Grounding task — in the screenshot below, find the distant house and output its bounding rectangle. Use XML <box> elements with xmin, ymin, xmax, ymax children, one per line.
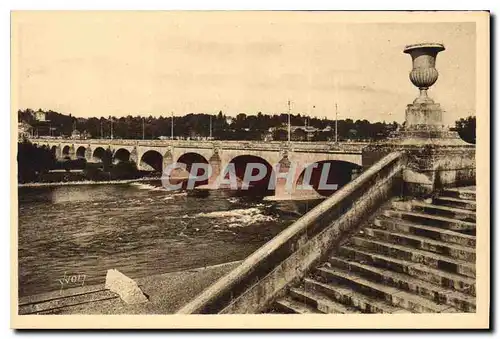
<box><xmin>71</xmin><ymin>129</ymin><xmax>82</xmax><ymax>139</ymax></box>
<box><xmin>262</xmin><ymin>130</ymin><xmax>273</xmax><ymax>141</ymax></box>
<box><xmin>269</xmin><ymin>124</ymin><xmax>329</xmax><ymax>141</ymax></box>
<box><xmin>33</xmin><ymin>110</ymin><xmax>46</xmax><ymax>122</ymax></box>
<box><xmin>71</xmin><ymin>129</ymin><xmax>91</xmax><ymax>139</ymax></box>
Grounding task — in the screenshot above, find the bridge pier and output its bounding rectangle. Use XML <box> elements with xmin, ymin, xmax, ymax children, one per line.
<box><xmin>273</xmin><ymin>155</ymin><xmax>292</xmax><ymax>199</ymax></box>
<box><xmin>84</xmin><ymin>146</ymin><xmax>93</xmax><ymax>162</ymax></box>
<box><xmin>207</xmin><ymin>152</ymin><xmax>222</xmax><ymax>187</ymax></box>
<box><xmin>129</xmin><ymin>146</ymin><xmax>138</xmax><ymax>164</ymax></box>
<box><xmin>53</xmin><ymin>145</ymin><xmax>62</xmax><ymax>160</ymax></box>
<box><xmin>162</xmin><ymin>150</ymin><xmax>173</xmax><ymax>173</ymax></box>
<box><xmin>267</xmin><ymin>155</ymin><xmax>318</xmax><ymax>200</ymax></box>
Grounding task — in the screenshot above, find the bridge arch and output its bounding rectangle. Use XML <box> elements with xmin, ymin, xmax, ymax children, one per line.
<box><xmin>177</xmin><ymin>152</ymin><xmax>209</xmax><ymax>173</ymax></box>
<box><xmin>92</xmin><ymin>147</ymin><xmax>109</xmax><ymax>163</ymax></box>
<box><xmin>76</xmin><ymin>146</ymin><xmax>86</xmax><ymax>159</ymax></box>
<box><xmin>295</xmin><ymin>160</ymin><xmax>361</xmax><ymax>197</ymax></box>
<box><xmin>226</xmin><ymin>154</ymin><xmax>275</xmax><ymax>193</ymax></box>
<box><xmin>113</xmin><ymin>148</ymin><xmax>131</xmax><ymax>164</ymax></box>
<box><xmin>140</xmin><ymin>150</ymin><xmax>163</xmax><ymax>172</ymax></box>
<box><xmin>62</xmin><ymin>145</ymin><xmax>72</xmax><ymax>160</ymax></box>
<box><xmin>174</xmin><ymin>152</ymin><xmax>210</xmax><ymax>187</ymax></box>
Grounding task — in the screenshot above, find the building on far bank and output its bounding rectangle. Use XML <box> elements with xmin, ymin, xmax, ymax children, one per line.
<box><xmin>268</xmin><ymin>124</ymin><xmax>333</xmax><ymax>141</ymax></box>
<box><xmin>71</xmin><ymin>129</ymin><xmax>91</xmax><ymax>139</ymax></box>
<box><xmin>34</xmin><ymin>109</ymin><xmax>47</xmax><ymax>122</ymax></box>
<box><xmin>18</xmin><ymin>122</ymin><xmax>32</xmax><ymax>141</ymax></box>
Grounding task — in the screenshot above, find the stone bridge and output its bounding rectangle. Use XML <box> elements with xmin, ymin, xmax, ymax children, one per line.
<box><xmin>30</xmin><ymin>138</ymin><xmax>368</xmax><ymax>198</ymax></box>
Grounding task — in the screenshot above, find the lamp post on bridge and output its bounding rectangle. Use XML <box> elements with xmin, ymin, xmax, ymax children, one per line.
<box><xmin>287</xmin><ymin>100</ymin><xmax>292</xmax><ymax>144</ymax></box>
<box><xmin>109</xmin><ymin>116</ymin><xmax>114</xmax><ymax>140</ymax></box>
<box><xmin>335</xmin><ymin>103</ymin><xmax>338</xmax><ymax>144</ymax></box>
<box><xmin>171</xmin><ymin>112</ymin><xmax>174</xmax><ymax>140</ymax></box>
<box><xmin>142</xmin><ymin>117</ymin><xmax>145</xmax><ymax>140</ymax></box>
<box><xmin>209</xmin><ymin>115</ymin><xmax>212</xmax><ymax>139</ymax></box>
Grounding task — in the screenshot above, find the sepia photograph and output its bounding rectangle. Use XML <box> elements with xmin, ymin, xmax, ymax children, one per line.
<box><xmin>10</xmin><ymin>10</ymin><xmax>490</xmax><ymax>329</ymax></box>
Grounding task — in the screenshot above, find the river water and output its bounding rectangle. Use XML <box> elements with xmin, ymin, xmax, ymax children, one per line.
<box><xmin>18</xmin><ymin>181</ymin><xmax>322</xmax><ymax>297</ymax></box>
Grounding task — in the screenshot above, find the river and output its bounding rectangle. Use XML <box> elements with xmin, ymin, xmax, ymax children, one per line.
<box><xmin>17</xmin><ymin>181</ymin><xmax>322</xmax><ymax>297</ymax></box>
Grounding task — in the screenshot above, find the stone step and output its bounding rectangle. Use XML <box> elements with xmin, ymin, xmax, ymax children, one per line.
<box><xmin>303</xmin><ymin>277</ymin><xmax>409</xmax><ymax>314</ymax></box>
<box><xmin>316</xmin><ymin>267</ymin><xmax>458</xmax><ymax>313</ymax></box>
<box><xmin>383</xmin><ymin>209</ymin><xmax>476</xmax><ymax>232</ymax></box>
<box><xmin>403</xmin><ymin>201</ymin><xmax>476</xmax><ymax>222</ymax></box>
<box><xmin>338</xmin><ymin>245</ymin><xmax>476</xmax><ymax>296</ymax></box>
<box><xmin>362</xmin><ymin>227</ymin><xmax>475</xmax><ymax>262</ymax></box>
<box><xmin>288</xmin><ymin>287</ymin><xmax>360</xmax><ymax>313</ymax></box>
<box><xmin>328</xmin><ymin>256</ymin><xmax>476</xmax><ymax>312</ymax></box>
<box><xmin>348</xmin><ymin>236</ymin><xmax>476</xmax><ymax>278</ymax></box>
<box><xmin>433</xmin><ymin>196</ymin><xmax>476</xmax><ymax>211</ymax></box>
<box><xmin>18</xmin><ymin>289</ymin><xmax>118</xmax><ymax>315</ymax></box>
<box><xmin>273</xmin><ymin>296</ymin><xmax>322</xmax><ymax>314</ymax></box>
<box><xmin>374</xmin><ymin>216</ymin><xmax>476</xmax><ymax>247</ymax></box>
<box><xmin>441</xmin><ymin>188</ymin><xmax>476</xmax><ymax>200</ymax></box>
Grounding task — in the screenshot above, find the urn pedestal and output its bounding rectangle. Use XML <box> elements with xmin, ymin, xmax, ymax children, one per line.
<box><xmin>402</xmin><ymin>42</ymin><xmax>445</xmax><ymax>131</ymax></box>
<box><xmin>362</xmin><ymin>43</ymin><xmax>475</xmax><ymax>197</ymax></box>
<box><xmin>405</xmin><ymin>102</ymin><xmax>443</xmax><ymax>129</ymax></box>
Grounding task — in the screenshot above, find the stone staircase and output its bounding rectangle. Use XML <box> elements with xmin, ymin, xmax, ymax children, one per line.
<box><xmin>270</xmin><ymin>186</ymin><xmax>476</xmax><ymax>314</ymax></box>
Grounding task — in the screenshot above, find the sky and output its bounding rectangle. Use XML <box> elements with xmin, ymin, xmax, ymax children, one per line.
<box><xmin>12</xmin><ymin>12</ymin><xmax>476</xmax><ymax>126</ymax></box>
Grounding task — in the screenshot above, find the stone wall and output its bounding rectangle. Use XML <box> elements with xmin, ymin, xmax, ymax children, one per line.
<box><xmin>363</xmin><ymin>141</ymin><xmax>475</xmax><ymax>197</ymax></box>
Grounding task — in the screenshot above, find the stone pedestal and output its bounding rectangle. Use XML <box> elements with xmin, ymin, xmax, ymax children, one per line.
<box><xmin>362</xmin><ymin>133</ymin><xmax>475</xmax><ymax>197</ymax></box>
<box><xmin>405</xmin><ymin>102</ymin><xmax>443</xmax><ymax>128</ymax></box>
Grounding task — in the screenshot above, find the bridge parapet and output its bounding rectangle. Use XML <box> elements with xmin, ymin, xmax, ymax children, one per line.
<box><xmin>27</xmin><ymin>138</ymin><xmax>368</xmax><ymax>154</ymax></box>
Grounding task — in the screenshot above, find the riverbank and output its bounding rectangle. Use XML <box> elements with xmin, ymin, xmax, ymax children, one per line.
<box><xmin>18</xmin><ymin>261</ymin><xmax>241</xmax><ymax>315</ymax></box>
<box><xmin>18</xmin><ymin>176</ymin><xmax>161</xmax><ymax>188</ymax></box>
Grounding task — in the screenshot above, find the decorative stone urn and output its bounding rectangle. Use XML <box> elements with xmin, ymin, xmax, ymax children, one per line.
<box><xmin>404</xmin><ymin>43</ymin><xmax>445</xmax><ymax>104</ymax></box>
<box><xmin>402</xmin><ymin>43</ymin><xmax>446</xmax><ymax>131</ymax></box>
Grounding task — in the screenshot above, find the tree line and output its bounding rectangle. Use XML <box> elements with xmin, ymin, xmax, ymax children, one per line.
<box><xmin>19</xmin><ymin>109</ymin><xmax>399</xmax><ymax>141</ymax></box>
<box><xmin>19</xmin><ymin>108</ymin><xmax>475</xmax><ymax>143</ymax></box>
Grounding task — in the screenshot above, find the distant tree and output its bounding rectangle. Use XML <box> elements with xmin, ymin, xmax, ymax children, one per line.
<box><xmin>17</xmin><ymin>141</ymin><xmax>56</xmax><ymax>183</ymax></box>
<box><xmin>291</xmin><ymin>128</ymin><xmax>307</xmax><ymax>141</ymax></box>
<box><xmin>454</xmin><ymin>116</ymin><xmax>476</xmax><ymax>144</ymax></box>
<box><xmin>272</xmin><ymin>129</ymin><xmax>288</xmax><ymax>141</ymax></box>
<box><xmin>312</xmin><ymin>131</ymin><xmax>332</xmax><ymax>142</ymax></box>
